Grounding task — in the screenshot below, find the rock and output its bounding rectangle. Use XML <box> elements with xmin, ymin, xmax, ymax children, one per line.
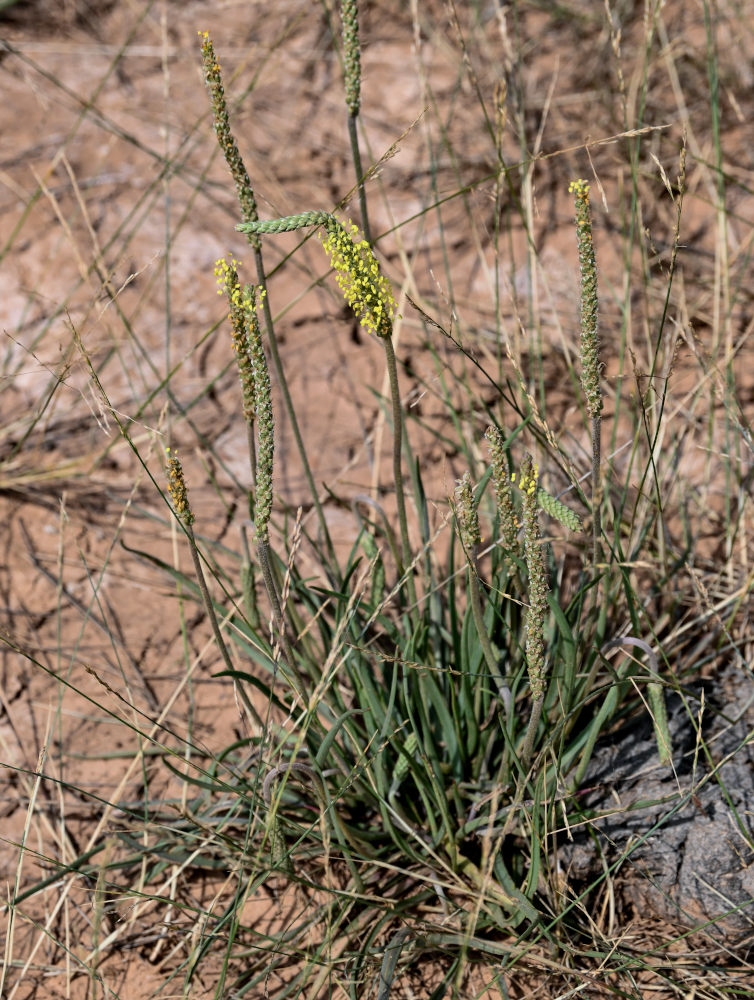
<box><xmin>561</xmin><ymin>666</ymin><xmax>754</xmax><ymax>940</ymax></box>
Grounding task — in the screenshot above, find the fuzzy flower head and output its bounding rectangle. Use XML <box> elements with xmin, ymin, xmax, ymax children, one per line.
<box><xmin>214</xmin><ymin>253</ymin><xmax>243</xmax><ymax>310</ymax></box>
<box><xmin>319</xmin><ymin>218</ymin><xmax>396</xmax><ymax>337</ymax></box>
<box><xmin>214</xmin><ymin>253</ymin><xmax>264</xmax><ymax>317</ymax></box>
<box><xmin>341</xmin><ymin>0</ymin><xmax>361</xmax><ymax>117</ymax></box>
<box><xmin>568</xmin><ymin>177</ymin><xmax>590</xmax><ymax>209</ymax></box>
<box><xmin>516</xmin><ymin>461</ymin><xmax>539</xmax><ymax>496</ymax></box>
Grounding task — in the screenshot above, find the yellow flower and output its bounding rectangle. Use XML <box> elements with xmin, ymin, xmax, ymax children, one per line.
<box><xmin>318</xmin><ymin>218</ymin><xmax>396</xmax><ymax>336</ymax></box>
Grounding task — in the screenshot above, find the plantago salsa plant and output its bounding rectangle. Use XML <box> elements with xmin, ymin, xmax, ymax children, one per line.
<box><xmin>4</xmin><ymin>3</ymin><xmax>750</xmax><ymax>998</ymax></box>
<box><xmin>9</xmin><ymin>10</ymin><xmax>673</xmax><ymax>998</ymax></box>
<box><xmin>159</xmin><ymin>17</ymin><xmax>682</xmax><ymax>992</ymax></box>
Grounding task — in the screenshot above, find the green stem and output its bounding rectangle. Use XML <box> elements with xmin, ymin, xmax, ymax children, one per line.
<box><xmin>467</xmin><ymin>548</ymin><xmax>511</xmax><ymax>716</ymax></box>
<box><xmin>256</xmin><ymin>537</ymin><xmax>298</xmax><ymax>685</ymax></box>
<box><xmin>347</xmin><ymin>113</ymin><xmax>371</xmax><ymax>244</ymax></box>
<box><xmin>185</xmin><ymin>524</ymin><xmax>264</xmax><ymax>730</ymax></box>
<box><xmin>382</xmin><ymin>333</ymin><xmax>416</xmax><ymax>611</ymax></box>
<box><xmin>520</xmin><ymin>694</ymin><xmax>544</xmax><ymax>774</ymax></box>
<box><xmin>591</xmin><ymin>412</ymin><xmax>602</xmax><ymax>567</ymax></box>
<box><xmin>251</xmin><ymin>244</ymin><xmax>338</xmax><ymax>570</ymax></box>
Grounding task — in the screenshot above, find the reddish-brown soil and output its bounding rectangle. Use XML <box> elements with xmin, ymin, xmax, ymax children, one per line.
<box><xmin>2</xmin><ymin>1</ymin><xmax>754</xmax><ymax>997</ymax></box>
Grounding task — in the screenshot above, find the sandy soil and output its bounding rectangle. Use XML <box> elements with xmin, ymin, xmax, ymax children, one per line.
<box><xmin>2</xmin><ymin>0</ymin><xmax>754</xmax><ymax>997</ymax></box>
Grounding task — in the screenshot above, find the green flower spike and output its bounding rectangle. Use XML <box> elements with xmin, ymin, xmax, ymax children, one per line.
<box><xmin>238</xmin><ymin>211</ymin><xmax>332</xmax><ymax>235</ymax></box>
<box><xmin>237</xmin><ymin>213</ymin><xmax>397</xmax><ymax>338</ymax></box>
<box><xmin>341</xmin><ymin>0</ymin><xmax>361</xmax><ymax>118</ymax></box>
<box><xmin>455</xmin><ymin>472</ymin><xmax>481</xmax><ymax>552</ymax></box>
<box><xmin>199</xmin><ymin>30</ymin><xmax>259</xmax><ymax>236</ymax></box>
<box><xmin>340</xmin><ymin>0</ymin><xmax>370</xmax><ymax>243</ymax></box>
<box><xmin>536</xmin><ymin>488</ymin><xmax>583</xmax><ymax>532</ymax></box>
<box><xmin>245</xmin><ymin>284</ymin><xmax>274</xmax><ymax>544</ymax></box>
<box><xmin>570</xmin><ymin>178</ymin><xmax>603</xmax><ymax>564</ymax></box>
<box><xmin>569</xmin><ymin>179</ymin><xmax>602</xmax><ymax>419</ymax></box>
<box><xmin>214</xmin><ymin>255</ymin><xmax>273</xmax><ymax>542</ymax></box>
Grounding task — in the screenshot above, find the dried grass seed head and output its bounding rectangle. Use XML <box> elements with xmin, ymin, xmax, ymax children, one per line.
<box><xmin>166</xmin><ymin>448</ymin><xmax>194</xmax><ymax>526</ymax></box>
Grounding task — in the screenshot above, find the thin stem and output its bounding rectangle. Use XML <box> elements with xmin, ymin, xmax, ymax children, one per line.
<box><xmin>346</xmin><ymin>113</ymin><xmax>371</xmax><ymax>244</ymax></box>
<box><xmin>591</xmin><ymin>412</ymin><xmax>602</xmax><ymax>566</ymax></box>
<box><xmin>251</xmin><ymin>244</ymin><xmax>338</xmax><ymax>570</ymax></box>
<box><xmin>256</xmin><ymin>537</ymin><xmax>297</xmax><ymax>680</ymax></box>
<box><xmin>382</xmin><ymin>333</ymin><xmax>416</xmax><ymax>611</ymax></box>
<box><xmin>185</xmin><ymin>524</ymin><xmax>265</xmax><ymax>730</ymax></box>
<box><xmin>467</xmin><ymin>547</ymin><xmax>511</xmax><ymax>716</ymax></box>
<box><xmin>520</xmin><ymin>694</ymin><xmax>545</xmax><ymax>773</ymax></box>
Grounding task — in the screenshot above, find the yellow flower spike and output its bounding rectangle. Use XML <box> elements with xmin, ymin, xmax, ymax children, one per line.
<box><xmin>318</xmin><ymin>216</ymin><xmax>396</xmax><ymax>337</ymax></box>
<box><xmin>236</xmin><ymin>208</ymin><xmax>411</xmax><ymax>602</ymax></box>
<box><xmin>568</xmin><ymin>178</ymin><xmax>590</xmax><ymax>199</ymax></box>
<box><xmin>216</xmin><ymin>256</ymin><xmax>257</xmax><ymax>427</ymax></box>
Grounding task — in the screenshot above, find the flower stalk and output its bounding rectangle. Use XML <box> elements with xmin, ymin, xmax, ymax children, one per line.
<box><xmin>166</xmin><ymin>449</ymin><xmax>264</xmax><ymax>728</ymax></box>
<box><xmin>199</xmin><ymin>31</ymin><xmax>258</xmax><ymax>234</ymax></box>
<box><xmin>200</xmin><ymin>32</ymin><xmax>336</xmax><ymax>566</ymax></box>
<box><xmin>215</xmin><ymin>255</ymin><xmax>257</xmax><ymax>481</ymax></box>
<box><xmin>214</xmin><ymin>256</ymin><xmax>295</xmax><ymax>672</ymax></box>
<box><xmin>243</xmin><ymin>285</ymin><xmax>294</xmax><ymax>669</ymax></box>
<box><xmin>239</xmin><ymin>212</ymin><xmax>415</xmax><ymax>609</ymax></box>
